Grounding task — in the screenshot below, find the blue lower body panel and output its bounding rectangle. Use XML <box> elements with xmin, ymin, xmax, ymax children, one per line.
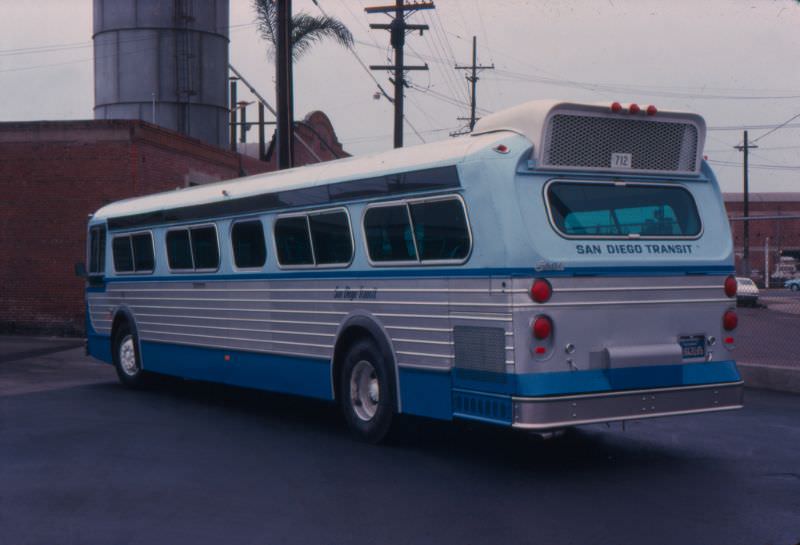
<box><xmin>87</xmin><ymin>333</ymin><xmax>740</xmax><ymax>427</ymax></box>
<box><xmin>139</xmin><ymin>341</ymin><xmax>333</xmax><ymax>401</ymax></box>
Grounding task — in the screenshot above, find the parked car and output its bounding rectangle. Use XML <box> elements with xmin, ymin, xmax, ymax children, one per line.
<box><xmin>784</xmin><ymin>278</ymin><xmax>800</xmax><ymax>292</ymax></box>
<box><xmin>736</xmin><ymin>277</ymin><xmax>759</xmax><ymax>307</ymax></box>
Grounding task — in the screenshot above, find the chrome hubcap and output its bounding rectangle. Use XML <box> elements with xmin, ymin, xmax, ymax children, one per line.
<box><xmin>119</xmin><ymin>335</ymin><xmax>139</xmax><ymax>376</ymax></box>
<box><xmin>350</xmin><ymin>360</ymin><xmax>379</xmax><ymax>421</ymax></box>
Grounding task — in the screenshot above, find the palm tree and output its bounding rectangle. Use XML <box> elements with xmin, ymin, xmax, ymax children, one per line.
<box><xmin>252</xmin><ymin>0</ymin><xmax>353</xmax><ymax>169</ymax></box>
<box><xmin>253</xmin><ymin>0</ymin><xmax>354</xmax><ymax>60</ymax></box>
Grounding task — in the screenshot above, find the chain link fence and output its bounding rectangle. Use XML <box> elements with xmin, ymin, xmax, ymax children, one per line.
<box><xmin>731</xmin><ymin>215</ymin><xmax>800</xmax><ymax>369</ymax></box>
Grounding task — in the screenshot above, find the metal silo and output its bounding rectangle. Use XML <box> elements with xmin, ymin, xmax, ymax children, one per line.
<box><xmin>93</xmin><ymin>0</ymin><xmax>230</xmax><ymax>148</ymax></box>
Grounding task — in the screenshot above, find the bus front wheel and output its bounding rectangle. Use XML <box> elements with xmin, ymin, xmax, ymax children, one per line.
<box><xmin>339</xmin><ymin>339</ymin><xmax>395</xmax><ymax>443</ymax></box>
<box><xmin>112</xmin><ymin>324</ymin><xmax>148</xmax><ymax>388</ymax></box>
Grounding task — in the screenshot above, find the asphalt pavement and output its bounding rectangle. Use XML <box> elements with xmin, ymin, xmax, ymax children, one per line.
<box><xmin>1</xmin><ymin>338</ymin><xmax>799</xmax><ymax>545</ymax></box>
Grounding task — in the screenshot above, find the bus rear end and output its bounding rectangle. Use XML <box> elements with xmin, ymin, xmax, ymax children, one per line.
<box><xmin>483</xmin><ymin>101</ymin><xmax>742</xmax><ymax>429</ymax></box>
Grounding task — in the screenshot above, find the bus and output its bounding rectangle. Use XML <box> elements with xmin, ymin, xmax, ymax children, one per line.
<box><xmin>84</xmin><ymin>100</ymin><xmax>743</xmax><ymax>442</ymax></box>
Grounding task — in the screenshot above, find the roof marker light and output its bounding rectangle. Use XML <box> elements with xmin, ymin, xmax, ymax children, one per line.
<box><xmin>494</xmin><ymin>144</ymin><xmax>509</xmax><ymax>154</ymax></box>
<box><xmin>646</xmin><ymin>105</ymin><xmax>657</xmax><ymax>116</ymax></box>
<box><xmin>611</xmin><ymin>102</ymin><xmax>622</xmax><ymax>113</ymax></box>
<box><xmin>629</xmin><ymin>103</ymin><xmax>640</xmax><ymax>114</ymax></box>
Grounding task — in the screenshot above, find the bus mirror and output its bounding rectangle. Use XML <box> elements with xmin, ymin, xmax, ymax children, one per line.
<box><xmin>74</xmin><ymin>262</ymin><xmax>87</xmax><ymax>278</ymax></box>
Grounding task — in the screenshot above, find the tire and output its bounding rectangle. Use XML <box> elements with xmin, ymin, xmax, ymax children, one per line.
<box><xmin>338</xmin><ymin>338</ymin><xmax>396</xmax><ymax>443</ymax></box>
<box><xmin>791</xmin><ymin>284</ymin><xmax>799</xmax><ymax>292</ymax></box>
<box><xmin>112</xmin><ymin>323</ymin><xmax>148</xmax><ymax>388</ymax></box>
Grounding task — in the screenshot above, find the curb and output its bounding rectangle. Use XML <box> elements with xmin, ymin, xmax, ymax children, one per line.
<box><xmin>738</xmin><ymin>362</ymin><xmax>800</xmax><ymax>395</ymax></box>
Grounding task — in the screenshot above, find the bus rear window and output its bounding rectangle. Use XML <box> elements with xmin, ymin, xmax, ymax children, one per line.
<box><xmin>546</xmin><ymin>181</ymin><xmax>701</xmax><ymax>238</ymax></box>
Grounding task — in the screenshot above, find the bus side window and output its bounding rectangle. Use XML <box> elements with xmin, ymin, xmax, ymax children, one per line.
<box><xmin>190</xmin><ymin>226</ymin><xmax>220</xmax><ymax>270</ymax></box>
<box><xmin>275</xmin><ymin>216</ymin><xmax>313</xmax><ymax>266</ymax></box>
<box><xmin>364</xmin><ymin>205</ymin><xmax>417</xmax><ymax>262</ymax></box>
<box><xmin>232</xmin><ymin>220</ymin><xmax>267</xmax><ymax>269</ymax></box>
<box><xmin>112</xmin><ymin>233</ymin><xmax>155</xmax><ymax>274</ymax></box>
<box><xmin>309</xmin><ymin>211</ymin><xmax>353</xmax><ymax>265</ymax></box>
<box><xmin>89</xmin><ymin>226</ymin><xmax>106</xmax><ymax>275</ymax></box>
<box><xmin>112</xmin><ymin>236</ymin><xmax>134</xmax><ymax>273</ymax></box>
<box><xmin>409</xmin><ymin>199</ymin><xmax>470</xmax><ymax>261</ymax></box>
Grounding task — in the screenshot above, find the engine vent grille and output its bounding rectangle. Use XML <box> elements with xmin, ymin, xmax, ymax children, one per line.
<box><xmin>453</xmin><ymin>326</ymin><xmax>506</xmax><ymax>374</ymax></box>
<box><xmin>543</xmin><ymin>113</ymin><xmax>700</xmax><ymax>173</ymax></box>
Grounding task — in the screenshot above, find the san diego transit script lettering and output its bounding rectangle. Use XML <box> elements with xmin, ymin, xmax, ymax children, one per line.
<box><xmin>575</xmin><ymin>243</ymin><xmax>694</xmax><ymax>255</ymax></box>
<box><xmin>333</xmin><ymin>286</ymin><xmax>378</xmax><ymax>300</ymax></box>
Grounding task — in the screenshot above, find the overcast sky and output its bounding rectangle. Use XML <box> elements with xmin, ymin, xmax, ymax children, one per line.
<box><xmin>1</xmin><ymin>0</ymin><xmax>800</xmax><ymax>192</ymax></box>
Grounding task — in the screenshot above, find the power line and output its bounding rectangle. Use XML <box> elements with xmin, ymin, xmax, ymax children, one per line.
<box><xmin>708</xmin><ymin>122</ymin><xmax>800</xmax><ymax>132</ymax></box>
<box><xmin>751</xmin><ymin>112</ymin><xmax>800</xmax><ymax>144</ymax></box>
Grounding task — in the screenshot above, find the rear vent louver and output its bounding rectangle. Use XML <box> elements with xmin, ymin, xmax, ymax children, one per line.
<box><xmin>543</xmin><ymin>113</ymin><xmax>700</xmax><ymax>174</ymax></box>
<box><xmin>453</xmin><ymin>326</ymin><xmax>506</xmax><ymax>374</ymax></box>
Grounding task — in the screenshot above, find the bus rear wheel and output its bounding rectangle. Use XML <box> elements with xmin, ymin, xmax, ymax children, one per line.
<box><xmin>113</xmin><ymin>324</ymin><xmax>148</xmax><ymax>388</ymax></box>
<box><xmin>339</xmin><ymin>339</ymin><xmax>395</xmax><ymax>443</ymax></box>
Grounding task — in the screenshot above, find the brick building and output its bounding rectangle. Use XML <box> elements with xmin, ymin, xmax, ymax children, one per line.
<box><xmin>0</xmin><ymin>113</ymin><xmax>346</xmax><ymax>335</ymax></box>
<box><xmin>723</xmin><ymin>193</ymin><xmax>800</xmax><ymax>284</ymax></box>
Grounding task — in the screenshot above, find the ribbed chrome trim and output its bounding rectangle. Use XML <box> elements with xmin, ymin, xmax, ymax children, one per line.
<box><xmin>393</xmin><ymin>338</ymin><xmax>452</xmax><ymax>346</ymax></box>
<box><xmin>396</xmin><ymin>350</ymin><xmax>454</xmax><ymax>359</ymax></box>
<box><xmin>133</xmin><ymin>312</ymin><xmax>339</xmax><ymax>327</ymax></box>
<box><xmin>554</xmin><ymin>285</ymin><xmax>721</xmax><ymax>293</ymax></box>
<box><xmin>385</xmin><ymin>325</ymin><xmax>452</xmax><ymax>333</ymax></box>
<box><xmin>98</xmin><ymin>295</ymin><xmax>510</xmax><ymax>308</ymax></box>
<box><xmin>397</xmin><ymin>363</ymin><xmax>451</xmax><ymax>372</ymax></box>
<box><xmin>510</xmin><ymin>380</ymin><xmax>743</xmax><ymax>402</ymax></box>
<box><xmin>138</xmin><ymin>329</ymin><xmax>331</xmax><ymax>349</ymax></box>
<box><xmin>140</xmin><ymin>338</ymin><xmax>327</xmax><ymax>361</ymax></box>
<box><xmin>513</xmin><ymin>297</ymin><xmax>730</xmax><ymax>309</ymax></box>
<box><xmin>137</xmin><ymin>321</ymin><xmax>336</xmax><ymax>337</ymax></box>
<box><xmin>511</xmin><ymin>405</ymin><xmax>742</xmax><ymax>430</ymax></box>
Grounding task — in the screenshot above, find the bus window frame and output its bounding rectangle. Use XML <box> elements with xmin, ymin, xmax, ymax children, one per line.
<box><xmin>361</xmin><ymin>193</ymin><xmax>473</xmax><ymax>267</ymax></box>
<box><xmin>88</xmin><ymin>224</ymin><xmax>106</xmax><ymax>276</ymax></box>
<box><xmin>542</xmin><ymin>179</ymin><xmax>705</xmax><ymax>241</ymax></box>
<box><xmin>165</xmin><ymin>223</ymin><xmax>221</xmax><ymax>273</ymax></box>
<box><xmin>229</xmin><ymin>217</ymin><xmax>268</xmax><ymax>272</ymax></box>
<box><xmin>272</xmin><ymin>207</ymin><xmax>355</xmax><ymax>270</ymax></box>
<box><xmin>111</xmin><ymin>230</ymin><xmax>156</xmax><ymax>275</ymax></box>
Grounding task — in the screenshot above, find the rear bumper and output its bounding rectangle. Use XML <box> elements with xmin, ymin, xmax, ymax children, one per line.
<box><xmin>511</xmin><ymin>380</ymin><xmax>743</xmax><ymax>430</ymax></box>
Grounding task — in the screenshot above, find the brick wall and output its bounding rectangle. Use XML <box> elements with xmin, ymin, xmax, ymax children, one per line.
<box><xmin>0</xmin><ymin>120</ymin><xmax>273</xmax><ymax>335</ymax></box>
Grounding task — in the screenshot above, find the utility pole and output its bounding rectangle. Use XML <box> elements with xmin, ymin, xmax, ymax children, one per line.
<box><xmin>229</xmin><ymin>77</ymin><xmax>238</xmax><ymax>152</ymax></box>
<box><xmin>366</xmin><ymin>1</ymin><xmax>434</xmax><ymax>148</ymax></box>
<box><xmin>454</xmin><ymin>35</ymin><xmax>493</xmax><ymax>131</ymax></box>
<box><xmin>735</xmin><ymin>130</ymin><xmax>757</xmax><ymax>276</ymax></box>
<box><xmin>276</xmin><ymin>0</ymin><xmax>294</xmax><ymax>169</ymax></box>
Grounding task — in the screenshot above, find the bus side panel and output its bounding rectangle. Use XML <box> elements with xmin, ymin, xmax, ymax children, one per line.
<box><xmin>397</xmin><ymin>367</ymin><xmax>452</xmax><ymax>420</ymax></box>
<box><xmin>85</xmin><ymin>297</ymin><xmax>113</xmax><ymax>365</ymax></box>
<box><xmin>139</xmin><ymin>341</ymin><xmax>333</xmax><ymax>400</ymax></box>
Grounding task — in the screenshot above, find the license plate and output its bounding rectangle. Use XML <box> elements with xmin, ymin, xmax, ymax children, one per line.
<box><xmin>679</xmin><ymin>335</ymin><xmax>706</xmax><ymax>359</ymax></box>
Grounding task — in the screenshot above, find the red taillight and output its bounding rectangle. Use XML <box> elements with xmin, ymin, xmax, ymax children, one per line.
<box><xmin>646</xmin><ymin>105</ymin><xmax>657</xmax><ymax>116</ymax></box>
<box><xmin>723</xmin><ymin>310</ymin><xmax>738</xmax><ymax>331</ymax></box>
<box><xmin>724</xmin><ymin>275</ymin><xmax>737</xmax><ymax>297</ymax></box>
<box><xmin>532</xmin><ymin>316</ymin><xmax>553</xmax><ymax>340</ymax></box>
<box><xmin>611</xmin><ymin>102</ymin><xmax>622</xmax><ymax>113</ymax></box>
<box><xmin>530</xmin><ymin>279</ymin><xmax>552</xmax><ymax>303</ymax></box>
<box><xmin>629</xmin><ymin>103</ymin><xmax>640</xmax><ymax>114</ymax></box>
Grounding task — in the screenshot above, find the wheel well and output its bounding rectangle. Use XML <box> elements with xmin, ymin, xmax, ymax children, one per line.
<box><xmin>332</xmin><ymin>326</ymin><xmax>374</xmax><ymax>401</ymax></box>
<box><xmin>110</xmin><ymin>312</ymin><xmax>130</xmax><ymax>344</ymax></box>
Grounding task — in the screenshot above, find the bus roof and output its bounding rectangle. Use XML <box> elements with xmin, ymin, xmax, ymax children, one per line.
<box><xmin>92</xmin><ymin>99</ymin><xmax>707</xmax><ymax>223</ymax></box>
<box><xmin>91</xmin><ymin>130</ymin><xmax>512</xmax><ymax>222</ymax></box>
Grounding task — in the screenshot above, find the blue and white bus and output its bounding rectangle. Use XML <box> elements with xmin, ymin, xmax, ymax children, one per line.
<box><xmin>84</xmin><ymin>100</ymin><xmax>743</xmax><ymax>442</ymax></box>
